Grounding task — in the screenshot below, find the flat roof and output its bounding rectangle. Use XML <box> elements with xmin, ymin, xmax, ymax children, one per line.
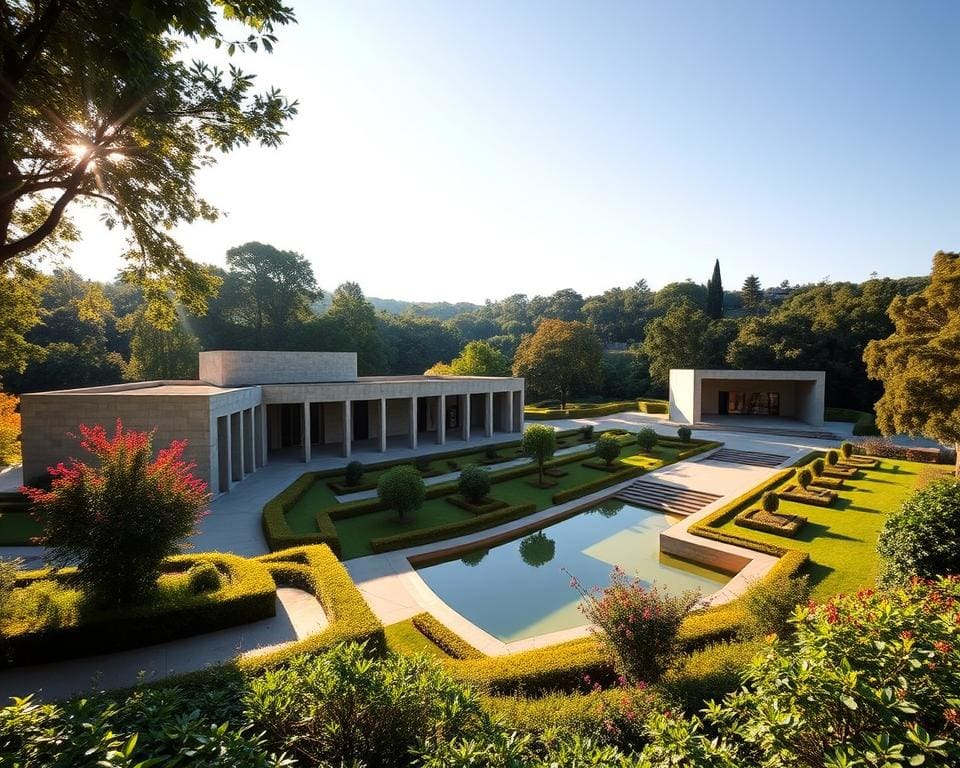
<box><xmin>23</xmin><ymin>382</ymin><xmax>250</xmax><ymax>397</ymax></box>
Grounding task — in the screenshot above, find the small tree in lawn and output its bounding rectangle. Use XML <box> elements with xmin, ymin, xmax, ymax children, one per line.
<box><xmin>761</xmin><ymin>491</ymin><xmax>780</xmax><ymax>514</ymax></box>
<box><xmin>521</xmin><ymin>425</ymin><xmax>556</xmax><ymax>486</ymax></box>
<box><xmin>796</xmin><ymin>467</ymin><xmax>813</xmax><ymax>491</ymax></box>
<box><xmin>637</xmin><ymin>427</ymin><xmax>658</xmax><ymax>453</ymax></box>
<box><xmin>22</xmin><ymin>421</ymin><xmax>208</xmax><ymax>607</ymax></box>
<box><xmin>377</xmin><ymin>465</ymin><xmax>425</xmax><ymax>523</ymax></box>
<box><xmin>344</xmin><ymin>460</ymin><xmax>365</xmax><ymax>487</ymax></box>
<box><xmin>811</xmin><ymin>457</ymin><xmax>825</xmax><ymax>477</ymax></box>
<box><xmin>458</xmin><ymin>465</ymin><xmax>490</xmax><ymax>504</ymax></box>
<box><xmin>595</xmin><ymin>435</ymin><xmax>621</xmax><ymax>467</ymax></box>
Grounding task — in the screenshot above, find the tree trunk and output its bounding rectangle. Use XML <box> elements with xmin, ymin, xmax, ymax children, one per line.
<box><xmin>559</xmin><ymin>386</ymin><xmax>567</xmax><ymax>410</ymax></box>
<box><xmin>955</xmin><ymin>442</ymin><xmax>959</xmax><ymax>477</ymax></box>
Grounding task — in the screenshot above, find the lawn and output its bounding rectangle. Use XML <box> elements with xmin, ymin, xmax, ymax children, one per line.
<box><xmin>708</xmin><ymin>457</ymin><xmax>925</xmax><ymax>599</ymax></box>
<box><xmin>333</xmin><ymin>441</ymin><xmax>681</xmax><ymax>559</ymax></box>
<box><xmin>0</xmin><ymin>511</ymin><xmax>42</xmax><ymax>546</ymax></box>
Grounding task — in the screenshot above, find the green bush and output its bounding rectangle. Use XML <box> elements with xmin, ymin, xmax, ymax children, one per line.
<box><xmin>594</xmin><ymin>435</ymin><xmax>621</xmax><ymax>466</ymax></box>
<box><xmin>580</xmin><ymin>424</ymin><xmax>594</xmax><ymax>441</ymax></box>
<box><xmin>761</xmin><ymin>491</ymin><xmax>779</xmax><ymax>513</ymax></box>
<box><xmin>521</xmin><ymin>424</ymin><xmax>557</xmax><ymax>485</ymax></box>
<box><xmin>186</xmin><ymin>560</ymin><xmax>223</xmax><ymax>594</ymax></box>
<box><xmin>839</xmin><ymin>441</ymin><xmax>853</xmax><ymax>459</ymax></box>
<box><xmin>0</xmin><ymin>557</ymin><xmax>20</xmax><ymax>617</ymax></box>
<box><xmin>811</xmin><ymin>457</ymin><xmax>825</xmax><ymax>477</ymax></box>
<box><xmin>484</xmin><ymin>444</ymin><xmax>499</xmax><ymax>460</ymax></box>
<box><xmin>877</xmin><ymin>479</ymin><xmax>960</xmax><ymax>586</ymax></box>
<box><xmin>677</xmin><ymin>426</ymin><xmax>692</xmax><ymax>443</ymax></box>
<box><xmin>411</xmin><ymin>612</ymin><xmax>484</xmax><ymax>659</ymax></box>
<box><xmin>826</xmin><ymin>448</ymin><xmax>839</xmax><ymax>466</ymax></box>
<box><xmin>344</xmin><ymin>460</ymin><xmax>365</xmax><ymax>487</ymax></box>
<box><xmin>246</xmin><ymin>643</ymin><xmax>490</xmax><ymax>768</ymax></box>
<box><xmin>261</xmin><ymin>472</ymin><xmax>334</xmax><ymax>552</ymax></box>
<box><xmin>740</xmin><ymin>571</ymin><xmax>810</xmax><ymax>638</ymax></box>
<box><xmin>796</xmin><ymin>467</ymin><xmax>813</xmax><ymax>489</ymax></box>
<box><xmin>370</xmin><ymin>503</ymin><xmax>536</xmax><ymax>554</ymax></box>
<box><xmin>415</xmin><ymin>455</ymin><xmax>433</xmax><ymax>472</ymax></box>
<box><xmin>458</xmin><ymin>464</ymin><xmax>491</xmax><ymax>503</ymax></box>
<box><xmin>1</xmin><ymin>553</ymin><xmax>276</xmax><ymax>667</ymax></box>
<box><xmin>636</xmin><ymin>427</ymin><xmax>658</xmax><ymax>452</ymax></box>
<box><xmin>377</xmin><ymin>465</ymin><xmax>426</xmax><ymax>522</ymax></box>
<box><xmin>662</xmin><ymin>640</ymin><xmax>764</xmax><ymax>713</ymax></box>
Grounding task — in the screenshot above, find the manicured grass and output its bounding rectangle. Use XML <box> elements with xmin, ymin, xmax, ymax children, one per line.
<box><xmin>0</xmin><ymin>511</ymin><xmax>42</xmax><ymax>546</ymax></box>
<box><xmin>384</xmin><ymin>618</ymin><xmax>448</xmax><ymax>657</ymax></box>
<box><xmin>709</xmin><ymin>458</ymin><xmax>923</xmax><ymax>599</ymax></box>
<box><xmin>333</xmin><ymin>441</ymin><xmax>680</xmax><ymax>559</ymax></box>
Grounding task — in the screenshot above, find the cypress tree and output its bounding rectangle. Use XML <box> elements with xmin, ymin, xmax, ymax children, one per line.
<box><xmin>706</xmin><ymin>259</ymin><xmax>724</xmax><ymax>319</ymax></box>
<box><xmin>741</xmin><ymin>274</ymin><xmax>763</xmax><ymax>312</ymax></box>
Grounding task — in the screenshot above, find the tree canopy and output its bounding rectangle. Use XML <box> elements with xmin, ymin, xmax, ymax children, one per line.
<box><xmin>0</xmin><ymin>1</ymin><xmax>297</xmax><ymax>327</ymax></box>
<box><xmin>864</xmin><ymin>251</ymin><xmax>960</xmax><ymax>464</ymax></box>
<box><xmin>512</xmin><ymin>319</ymin><xmax>602</xmax><ymax>408</ymax></box>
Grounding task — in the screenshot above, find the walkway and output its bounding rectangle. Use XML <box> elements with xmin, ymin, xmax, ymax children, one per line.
<box><xmin>0</xmin><ymin>587</ymin><xmax>328</xmax><ymax>702</ymax></box>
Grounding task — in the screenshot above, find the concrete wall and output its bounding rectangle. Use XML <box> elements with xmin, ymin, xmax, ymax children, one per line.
<box><xmin>200</xmin><ymin>350</ymin><xmax>358</xmax><ymax>387</ymax></box>
<box><xmin>668</xmin><ymin>369</ymin><xmax>697</xmax><ymax>424</ymax></box>
<box><xmin>700</xmin><ymin>378</ymin><xmax>798</xmax><ymax>417</ymax></box>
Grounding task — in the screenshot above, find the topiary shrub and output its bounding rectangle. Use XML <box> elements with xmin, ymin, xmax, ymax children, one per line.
<box><xmin>344</xmin><ymin>461</ymin><xmax>365</xmax><ymax>487</ymax></box>
<box><xmin>840</xmin><ymin>441</ymin><xmax>854</xmax><ymax>460</ymax></box>
<box><xmin>521</xmin><ymin>425</ymin><xmax>557</xmax><ymax>486</ymax></box>
<box><xmin>636</xmin><ymin>427</ymin><xmax>658</xmax><ymax>453</ymax></box>
<box><xmin>594</xmin><ymin>435</ymin><xmax>621</xmax><ymax>467</ymax></box>
<box><xmin>186</xmin><ymin>561</ymin><xmax>223</xmax><ymax>594</ymax></box>
<box><xmin>22</xmin><ymin>421</ymin><xmax>209</xmax><ymax>607</ymax></box>
<box><xmin>414</xmin><ymin>455</ymin><xmax>432</xmax><ymax>472</ymax></box>
<box><xmin>811</xmin><ymin>457</ymin><xmax>825</xmax><ymax>477</ymax></box>
<box><xmin>761</xmin><ymin>491</ymin><xmax>780</xmax><ymax>513</ymax></box>
<box><xmin>458</xmin><ymin>465</ymin><xmax>490</xmax><ymax>503</ymax></box>
<box><xmin>796</xmin><ymin>467</ymin><xmax>813</xmax><ymax>490</ymax></box>
<box><xmin>377</xmin><ymin>465</ymin><xmax>426</xmax><ymax>522</ymax></box>
<box><xmin>826</xmin><ymin>449</ymin><xmax>840</xmax><ymax>466</ymax></box>
<box><xmin>580</xmin><ymin>424</ymin><xmax>594</xmax><ymax>441</ymax></box>
<box><xmin>877</xmin><ymin>479</ymin><xmax>960</xmax><ymax>586</ymax></box>
<box><xmin>677</xmin><ymin>426</ymin><xmax>692</xmax><ymax>443</ymax></box>
<box><xmin>484</xmin><ymin>444</ymin><xmax>499</xmax><ymax>460</ymax></box>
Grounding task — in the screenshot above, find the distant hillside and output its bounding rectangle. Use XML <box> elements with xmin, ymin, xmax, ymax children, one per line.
<box><xmin>312</xmin><ymin>293</ymin><xmax>483</xmax><ymax>320</ymax></box>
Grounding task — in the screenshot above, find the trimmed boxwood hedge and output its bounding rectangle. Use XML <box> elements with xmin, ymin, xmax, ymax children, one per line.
<box><xmin>410</xmin><ymin>612</ymin><xmax>484</xmax><ymax>659</ymax></box>
<box><xmin>370</xmin><ymin>503</ymin><xmax>537</xmax><ymax>554</ymax></box>
<box><xmin>551</xmin><ymin>464</ymin><xmax>647</xmax><ymax>505</ymax></box>
<box><xmin>1</xmin><ymin>552</ymin><xmax>277</xmax><ymax>667</ymax></box>
<box><xmin>735</xmin><ymin>507</ymin><xmax>806</xmax><ymax>537</ymax></box>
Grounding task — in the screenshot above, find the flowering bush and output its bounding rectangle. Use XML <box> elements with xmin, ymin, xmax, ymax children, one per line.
<box><xmin>637</xmin><ymin>577</ymin><xmax>960</xmax><ymax>767</ymax></box>
<box><xmin>572</xmin><ymin>567</ymin><xmax>700</xmax><ymax>683</ymax></box>
<box><xmin>22</xmin><ymin>421</ymin><xmax>208</xmax><ymax>606</ymax></box>
<box><xmin>0</xmin><ymin>391</ymin><xmax>20</xmax><ymax>465</ymax></box>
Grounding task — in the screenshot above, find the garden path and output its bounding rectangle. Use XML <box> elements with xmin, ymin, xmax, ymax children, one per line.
<box><xmin>0</xmin><ymin>587</ymin><xmax>327</xmax><ymax>702</ymax></box>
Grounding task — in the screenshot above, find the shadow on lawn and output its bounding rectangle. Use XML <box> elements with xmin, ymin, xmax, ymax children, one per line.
<box><xmin>795</xmin><ymin>521</ymin><xmax>858</xmax><ymax>544</ymax></box>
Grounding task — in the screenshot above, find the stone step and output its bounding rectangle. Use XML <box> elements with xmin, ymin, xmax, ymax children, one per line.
<box><xmin>615</xmin><ymin>480</ymin><xmax>721</xmax><ymax>516</ymax></box>
<box><xmin>706</xmin><ymin>448</ymin><xmax>789</xmax><ymax>468</ymax></box>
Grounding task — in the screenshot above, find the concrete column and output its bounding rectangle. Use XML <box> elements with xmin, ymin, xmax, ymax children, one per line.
<box><xmin>257</xmin><ymin>404</ymin><xmax>268</xmax><ymax>466</ymax></box>
<box><xmin>505</xmin><ymin>393</ymin><xmax>513</xmax><ymax>433</ymax></box>
<box><xmin>302</xmin><ymin>402</ymin><xmax>311</xmax><ymax>463</ymax></box>
<box><xmin>243</xmin><ymin>408</ymin><xmax>254</xmax><ymax>474</ymax></box>
<box><xmin>515</xmin><ymin>389</ymin><xmax>525</xmax><ymax>432</ymax></box>
<box><xmin>485</xmin><ymin>391</ymin><xmax>494</xmax><ymax>437</ymax></box>
<box><xmin>343</xmin><ymin>399</ymin><xmax>352</xmax><ymax>458</ymax></box>
<box><xmin>461</xmin><ymin>394</ymin><xmax>471</xmax><ymax>441</ymax></box>
<box><xmin>221</xmin><ymin>415</ymin><xmax>233</xmax><ymax>492</ymax></box>
<box><xmin>379</xmin><ymin>398</ymin><xmax>388</xmax><ymax>452</ymax></box>
<box><xmin>408</xmin><ymin>396</ymin><xmax>418</xmax><ymax>449</ymax></box>
<box><xmin>436</xmin><ymin>394</ymin><xmax>446</xmax><ymax>444</ymax></box>
<box><xmin>231</xmin><ymin>411</ymin><xmax>243</xmax><ymax>481</ymax></box>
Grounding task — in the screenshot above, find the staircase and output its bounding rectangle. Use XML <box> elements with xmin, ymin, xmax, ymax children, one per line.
<box><xmin>704</xmin><ymin>448</ymin><xmax>790</xmax><ymax>468</ymax></box>
<box><xmin>615</xmin><ymin>480</ymin><xmax>721</xmax><ymax>516</ymax></box>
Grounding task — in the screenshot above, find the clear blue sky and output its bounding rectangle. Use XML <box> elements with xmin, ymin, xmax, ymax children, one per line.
<box><xmin>67</xmin><ymin>0</ymin><xmax>958</xmax><ymax>302</ymax></box>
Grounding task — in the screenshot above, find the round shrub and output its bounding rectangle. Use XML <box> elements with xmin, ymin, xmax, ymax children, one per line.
<box><xmin>761</xmin><ymin>491</ymin><xmax>780</xmax><ymax>513</ymax></box>
<box><xmin>811</xmin><ymin>457</ymin><xmax>825</xmax><ymax>477</ymax></box>
<box><xmin>877</xmin><ymin>479</ymin><xmax>960</xmax><ymax>586</ymax></box>
<box><xmin>826</xmin><ymin>449</ymin><xmax>840</xmax><ymax>466</ymax></box>
<box><xmin>344</xmin><ymin>460</ymin><xmax>365</xmax><ymax>487</ymax></box>
<box><xmin>458</xmin><ymin>465</ymin><xmax>490</xmax><ymax>503</ymax></box>
<box><xmin>594</xmin><ymin>435</ymin><xmax>621</xmax><ymax>466</ymax></box>
<box><xmin>677</xmin><ymin>426</ymin><xmax>692</xmax><ymax>443</ymax></box>
<box><xmin>796</xmin><ymin>467</ymin><xmax>813</xmax><ymax>490</ymax></box>
<box><xmin>377</xmin><ymin>465</ymin><xmax>426</xmax><ymax>522</ymax></box>
<box><xmin>484</xmin><ymin>444</ymin><xmax>499</xmax><ymax>460</ymax></box>
<box><xmin>637</xmin><ymin>427</ymin><xmax>658</xmax><ymax>453</ymax></box>
<box><xmin>414</xmin><ymin>455</ymin><xmax>432</xmax><ymax>472</ymax></box>
<box><xmin>580</xmin><ymin>424</ymin><xmax>594</xmax><ymax>441</ymax></box>
<box><xmin>186</xmin><ymin>561</ymin><xmax>222</xmax><ymax>595</ymax></box>
<box><xmin>840</xmin><ymin>441</ymin><xmax>854</xmax><ymax>460</ymax></box>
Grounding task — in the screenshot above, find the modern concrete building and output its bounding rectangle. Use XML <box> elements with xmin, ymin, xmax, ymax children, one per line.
<box><xmin>668</xmin><ymin>369</ymin><xmax>825</xmax><ymax>427</ymax></box>
<box><xmin>20</xmin><ymin>351</ymin><xmax>525</xmax><ymax>496</ymax></box>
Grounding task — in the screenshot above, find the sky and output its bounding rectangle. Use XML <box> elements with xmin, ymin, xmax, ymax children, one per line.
<box><xmin>63</xmin><ymin>0</ymin><xmax>958</xmax><ymax>303</ymax></box>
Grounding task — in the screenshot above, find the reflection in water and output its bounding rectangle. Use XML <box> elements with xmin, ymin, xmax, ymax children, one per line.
<box><xmin>461</xmin><ymin>548</ymin><xmax>489</xmax><ymax>567</ymax></box>
<box><xmin>519</xmin><ymin>531</ymin><xmax>556</xmax><ymax>568</ymax></box>
<box><xmin>590</xmin><ymin>499</ymin><xmax>625</xmax><ymax>518</ymax></box>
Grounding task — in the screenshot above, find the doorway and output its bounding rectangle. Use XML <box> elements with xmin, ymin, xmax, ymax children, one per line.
<box><xmin>718</xmin><ymin>391</ymin><xmax>729</xmax><ymax>416</ymax></box>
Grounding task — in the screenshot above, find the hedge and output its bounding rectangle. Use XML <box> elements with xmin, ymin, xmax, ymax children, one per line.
<box><xmin>524</xmin><ymin>401</ymin><xmax>648</xmax><ymax>420</ymax></box>
<box><xmin>446</xmin><ymin>495</ymin><xmax>508</xmax><ymax>514</ymax></box>
<box><xmin>261</xmin><ymin>471</ymin><xmax>334</xmax><ymax>552</ymax></box>
<box><xmin>824</xmin><ymin>407</ymin><xmax>881</xmax><ymax>436</ymax></box>
<box><xmin>735</xmin><ymin>507</ymin><xmax>806</xmax><ymax>537</ymax></box>
<box><xmin>370</xmin><ymin>503</ymin><xmax>537</xmax><ymax>554</ymax></box>
<box><xmin>1</xmin><ymin>552</ymin><xmax>278</xmax><ymax>667</ymax></box>
<box><xmin>551</xmin><ymin>464</ymin><xmax>648</xmax><ymax>505</ymax></box>
<box><xmin>242</xmin><ymin>544</ymin><xmax>385</xmax><ymax>668</ymax></box>
<box><xmin>638</xmin><ymin>399</ymin><xmax>668</xmax><ymax>414</ymax></box>
<box><xmin>410</xmin><ymin>612</ymin><xmax>484</xmax><ymax>659</ymax></box>
<box><xmin>676</xmin><ymin>441</ymin><xmax>722</xmax><ymax>460</ymax></box>
<box><xmin>662</xmin><ymin>639</ymin><xmax>765</xmax><ymax>712</ymax></box>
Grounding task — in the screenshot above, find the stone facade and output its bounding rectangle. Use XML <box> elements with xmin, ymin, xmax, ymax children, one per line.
<box><xmin>21</xmin><ymin>352</ymin><xmax>525</xmax><ymax>496</ymax></box>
